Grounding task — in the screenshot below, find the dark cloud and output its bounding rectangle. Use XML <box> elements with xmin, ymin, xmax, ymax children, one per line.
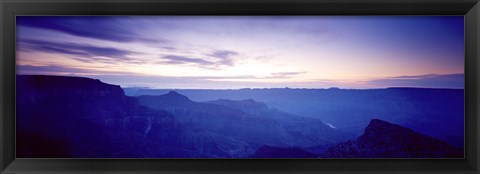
<box><xmin>17</xmin><ymin>16</ymin><xmax>169</xmax><ymax>44</ymax></box>
<box><xmin>18</xmin><ymin>40</ymin><xmax>88</xmax><ymax>57</ymax></box>
<box><xmin>195</xmin><ymin>73</ymin><xmax>307</xmax><ymax>80</ymax></box>
<box><xmin>194</xmin><ymin>75</ymin><xmax>256</xmax><ymax>80</ymax></box>
<box><xmin>270</xmin><ymin>71</ymin><xmax>307</xmax><ymax>77</ymax></box>
<box><xmin>160</xmin><ymin>51</ymin><xmax>240</xmax><ymax>69</ymax></box>
<box><xmin>161</xmin><ymin>55</ymin><xmax>216</xmax><ymax>66</ymax></box>
<box><xmin>387</xmin><ymin>74</ymin><xmax>439</xmax><ymax>79</ymax></box>
<box><xmin>16</xmin><ymin>65</ymin><xmax>139</xmax><ymax>76</ymax></box>
<box><xmin>208</xmin><ymin>50</ymin><xmax>238</xmax><ymax>59</ymax></box>
<box><xmin>366</xmin><ymin>74</ymin><xmax>464</xmax><ymax>89</ymax></box>
<box><xmin>207</xmin><ymin>50</ymin><xmax>239</xmax><ymax>66</ymax></box>
<box><xmin>16</xmin><ymin>64</ymin><xmax>252</xmax><ymax>80</ymax></box>
<box><xmin>17</xmin><ymin>65</ymin><xmax>92</xmax><ymax>75</ymax></box>
<box><xmin>160</xmin><ymin>46</ymin><xmax>178</xmax><ymax>51</ymax></box>
<box><xmin>18</xmin><ymin>39</ymin><xmax>141</xmax><ymax>64</ymax></box>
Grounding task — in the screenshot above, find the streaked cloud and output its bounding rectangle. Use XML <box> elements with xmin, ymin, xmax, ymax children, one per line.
<box><xmin>17</xmin><ymin>65</ymin><xmax>93</xmax><ymax>75</ymax></box>
<box><xmin>270</xmin><ymin>71</ymin><xmax>307</xmax><ymax>77</ymax></box>
<box><xmin>16</xmin><ymin>65</ymin><xmax>140</xmax><ymax>76</ymax></box>
<box><xmin>208</xmin><ymin>50</ymin><xmax>238</xmax><ymax>59</ymax></box>
<box><xmin>365</xmin><ymin>74</ymin><xmax>464</xmax><ymax>89</ymax></box>
<box><xmin>160</xmin><ymin>50</ymin><xmax>241</xmax><ymax>69</ymax></box>
<box><xmin>18</xmin><ymin>39</ymin><xmax>140</xmax><ymax>64</ymax></box>
<box><xmin>16</xmin><ymin>16</ymin><xmax>464</xmax><ymax>89</ymax></box>
<box><xmin>16</xmin><ymin>16</ymin><xmax>168</xmax><ymax>44</ymax></box>
<box><xmin>207</xmin><ymin>50</ymin><xmax>239</xmax><ymax>66</ymax></box>
<box><xmin>160</xmin><ymin>55</ymin><xmax>216</xmax><ymax>66</ymax></box>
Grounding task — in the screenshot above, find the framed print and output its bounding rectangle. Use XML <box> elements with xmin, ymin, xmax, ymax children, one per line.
<box><xmin>1</xmin><ymin>0</ymin><xmax>479</xmax><ymax>173</ymax></box>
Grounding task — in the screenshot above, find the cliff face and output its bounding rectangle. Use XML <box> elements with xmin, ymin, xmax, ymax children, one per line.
<box><xmin>125</xmin><ymin>87</ymin><xmax>465</xmax><ymax>148</ymax></box>
<box><xmin>16</xmin><ymin>75</ymin><xmax>127</xmax><ymax>121</ymax></box>
<box><xmin>138</xmin><ymin>93</ymin><xmax>352</xmax><ymax>152</ymax></box>
<box><xmin>17</xmin><ymin>75</ymin><xmax>134</xmax><ymax>136</ymax></box>
<box><xmin>16</xmin><ymin>75</ymin><xmax>227</xmax><ymax>158</ymax></box>
<box><xmin>207</xmin><ymin>98</ymin><xmax>353</xmax><ymax>152</ymax></box>
<box><xmin>323</xmin><ymin>119</ymin><xmax>463</xmax><ymax>158</ymax></box>
<box><xmin>138</xmin><ymin>93</ymin><xmax>293</xmax><ymax>148</ymax></box>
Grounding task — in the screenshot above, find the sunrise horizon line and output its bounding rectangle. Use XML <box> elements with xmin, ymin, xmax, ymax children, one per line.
<box><xmin>121</xmin><ymin>86</ymin><xmax>465</xmax><ymax>91</ymax></box>
<box><xmin>16</xmin><ymin>73</ymin><xmax>465</xmax><ymax>90</ymax></box>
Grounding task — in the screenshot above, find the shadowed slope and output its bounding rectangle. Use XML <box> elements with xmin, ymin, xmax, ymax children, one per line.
<box><xmin>16</xmin><ymin>75</ymin><xmax>229</xmax><ymax>158</ymax></box>
<box><xmin>323</xmin><ymin>119</ymin><xmax>463</xmax><ymax>158</ymax></box>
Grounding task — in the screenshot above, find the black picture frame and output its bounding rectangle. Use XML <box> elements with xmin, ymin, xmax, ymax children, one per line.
<box><xmin>1</xmin><ymin>0</ymin><xmax>479</xmax><ymax>173</ymax></box>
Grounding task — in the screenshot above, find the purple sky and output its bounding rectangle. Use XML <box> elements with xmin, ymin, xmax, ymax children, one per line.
<box><xmin>16</xmin><ymin>16</ymin><xmax>464</xmax><ymax>89</ymax></box>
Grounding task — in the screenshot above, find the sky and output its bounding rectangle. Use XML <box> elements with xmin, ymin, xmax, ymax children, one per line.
<box><xmin>16</xmin><ymin>16</ymin><xmax>464</xmax><ymax>89</ymax></box>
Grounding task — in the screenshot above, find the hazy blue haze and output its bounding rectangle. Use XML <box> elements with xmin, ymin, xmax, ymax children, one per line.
<box><xmin>15</xmin><ymin>75</ymin><xmax>464</xmax><ymax>158</ymax></box>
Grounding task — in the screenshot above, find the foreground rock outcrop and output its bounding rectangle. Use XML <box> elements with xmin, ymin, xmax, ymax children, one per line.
<box><xmin>323</xmin><ymin>119</ymin><xmax>463</xmax><ymax>158</ymax></box>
